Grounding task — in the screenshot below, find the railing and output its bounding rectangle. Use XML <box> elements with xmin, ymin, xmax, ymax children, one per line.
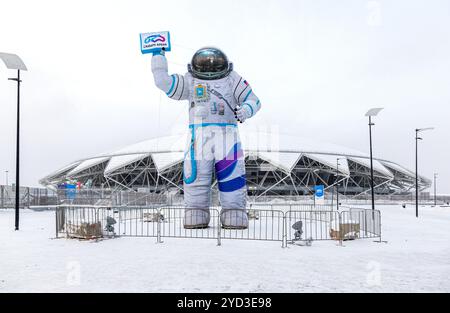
<box><xmin>0</xmin><ymin>185</ymin><xmax>57</xmax><ymax>208</ymax></box>
<box><xmin>285</xmin><ymin>210</ymin><xmax>340</xmax><ymax>242</ymax></box>
<box><xmin>3</xmin><ymin>184</ymin><xmax>448</xmax><ymax>209</ymax></box>
<box><xmin>343</xmin><ymin>207</ymin><xmax>382</xmax><ymax>239</ymax></box>
<box><xmin>221</xmin><ymin>209</ymin><xmax>285</xmax><ymax>243</ymax></box>
<box><xmin>55</xmin><ymin>204</ymin><xmax>382</xmax><ymax>248</ymax></box>
<box><xmin>159</xmin><ymin>207</ymin><xmax>221</xmax><ymax>242</ymax></box>
<box><xmin>249</xmin><ymin>203</ymin><xmax>335</xmax><ymax>212</ymax></box>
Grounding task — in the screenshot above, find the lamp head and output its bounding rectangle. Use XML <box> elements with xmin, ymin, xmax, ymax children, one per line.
<box><xmin>0</xmin><ymin>52</ymin><xmax>27</xmax><ymax>71</ymax></box>
<box><xmin>365</xmin><ymin>107</ymin><xmax>384</xmax><ymax>117</ymax></box>
<box><xmin>416</xmin><ymin>127</ymin><xmax>434</xmax><ymax>133</ymax></box>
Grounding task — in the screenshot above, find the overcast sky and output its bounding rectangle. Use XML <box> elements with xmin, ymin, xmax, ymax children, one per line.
<box><xmin>1</xmin><ymin>0</ymin><xmax>449</xmax><ymax>193</ymax></box>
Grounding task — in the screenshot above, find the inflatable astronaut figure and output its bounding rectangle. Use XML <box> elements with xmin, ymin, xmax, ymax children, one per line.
<box><xmin>151</xmin><ymin>47</ymin><xmax>261</xmax><ymax>229</ymax></box>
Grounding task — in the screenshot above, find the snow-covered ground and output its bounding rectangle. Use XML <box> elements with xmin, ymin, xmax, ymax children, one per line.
<box><xmin>1</xmin><ymin>204</ymin><xmax>450</xmax><ymax>292</ymax></box>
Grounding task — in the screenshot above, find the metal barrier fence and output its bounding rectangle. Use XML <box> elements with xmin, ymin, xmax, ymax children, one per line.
<box><xmin>247</xmin><ymin>194</ymin><xmax>450</xmax><ymax>205</ymax></box>
<box><xmin>56</xmin><ymin>205</ymin><xmax>161</xmax><ymax>239</ymax></box>
<box><xmin>221</xmin><ymin>209</ymin><xmax>285</xmax><ymax>243</ymax></box>
<box><xmin>0</xmin><ymin>185</ymin><xmax>57</xmax><ymax>208</ymax></box>
<box><xmin>2</xmin><ymin>184</ymin><xmax>449</xmax><ymax>209</ymax></box>
<box><xmin>56</xmin><ymin>189</ymin><xmax>170</xmax><ymax>207</ymax></box>
<box><xmin>55</xmin><ymin>205</ymin><xmax>382</xmax><ymax>247</ymax></box>
<box><xmin>344</xmin><ymin>207</ymin><xmax>382</xmax><ymax>239</ymax></box>
<box><xmin>159</xmin><ymin>207</ymin><xmax>221</xmax><ymax>243</ymax></box>
<box><xmin>285</xmin><ymin>210</ymin><xmax>340</xmax><ymax>242</ymax></box>
<box><xmin>249</xmin><ymin>203</ymin><xmax>334</xmax><ymax>212</ymax></box>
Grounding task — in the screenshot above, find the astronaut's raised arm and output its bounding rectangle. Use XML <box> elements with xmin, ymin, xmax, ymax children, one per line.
<box><xmin>151</xmin><ymin>53</ymin><xmax>189</xmax><ymax>101</ymax></box>
<box><xmin>231</xmin><ymin>72</ymin><xmax>261</xmax><ymax>119</ymax></box>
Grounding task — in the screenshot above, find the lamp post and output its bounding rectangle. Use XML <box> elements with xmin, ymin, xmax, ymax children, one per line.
<box><xmin>336</xmin><ymin>158</ymin><xmax>342</xmax><ymax>211</ymax></box>
<box><xmin>5</xmin><ymin>171</ymin><xmax>8</xmax><ymax>186</ymax></box>
<box><xmin>0</xmin><ymin>52</ymin><xmax>27</xmax><ymax>231</ymax></box>
<box><xmin>365</xmin><ymin>108</ymin><xmax>383</xmax><ymax>213</ymax></box>
<box><xmin>415</xmin><ymin>127</ymin><xmax>434</xmax><ymax>218</ymax></box>
<box><xmin>312</xmin><ymin>169</ymin><xmax>319</xmax><ymax>207</ymax></box>
<box><xmin>434</xmin><ymin>173</ymin><xmax>438</xmax><ymax>206</ymax></box>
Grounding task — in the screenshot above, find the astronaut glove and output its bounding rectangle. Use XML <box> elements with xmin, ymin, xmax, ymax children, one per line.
<box><xmin>234</xmin><ymin>104</ymin><xmax>253</xmax><ymax>123</ymax></box>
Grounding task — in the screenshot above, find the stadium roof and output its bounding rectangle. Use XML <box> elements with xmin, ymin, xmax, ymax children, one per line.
<box><xmin>41</xmin><ymin>131</ymin><xmax>430</xmax><ymax>185</ymax></box>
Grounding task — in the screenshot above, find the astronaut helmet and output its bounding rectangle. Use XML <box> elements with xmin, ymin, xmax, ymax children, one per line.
<box><xmin>188</xmin><ymin>47</ymin><xmax>233</xmax><ymax>80</ymax></box>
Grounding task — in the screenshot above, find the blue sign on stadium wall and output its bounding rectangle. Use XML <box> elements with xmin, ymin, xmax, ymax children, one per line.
<box><xmin>315</xmin><ymin>185</ymin><xmax>325</xmax><ymax>204</ymax></box>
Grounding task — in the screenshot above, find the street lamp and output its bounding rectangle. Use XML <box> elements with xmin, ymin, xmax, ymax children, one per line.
<box><xmin>365</xmin><ymin>108</ymin><xmax>383</xmax><ymax>213</ymax></box>
<box><xmin>336</xmin><ymin>158</ymin><xmax>342</xmax><ymax>211</ymax></box>
<box><xmin>0</xmin><ymin>52</ymin><xmax>27</xmax><ymax>231</ymax></box>
<box><xmin>5</xmin><ymin>171</ymin><xmax>8</xmax><ymax>186</ymax></box>
<box><xmin>415</xmin><ymin>127</ymin><xmax>434</xmax><ymax>218</ymax></box>
<box><xmin>434</xmin><ymin>173</ymin><xmax>438</xmax><ymax>206</ymax></box>
<box><xmin>312</xmin><ymin>169</ymin><xmax>319</xmax><ymax>207</ymax></box>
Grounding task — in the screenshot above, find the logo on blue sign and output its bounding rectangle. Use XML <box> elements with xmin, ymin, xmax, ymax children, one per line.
<box><xmin>65</xmin><ymin>184</ymin><xmax>77</xmax><ymax>200</ymax></box>
<box><xmin>315</xmin><ymin>185</ymin><xmax>324</xmax><ymax>197</ymax></box>
<box><xmin>144</xmin><ymin>34</ymin><xmax>166</xmax><ymax>44</ymax></box>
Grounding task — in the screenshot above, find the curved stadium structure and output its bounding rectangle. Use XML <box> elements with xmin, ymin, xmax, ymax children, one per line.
<box><xmin>40</xmin><ymin>131</ymin><xmax>431</xmax><ymax>198</ymax></box>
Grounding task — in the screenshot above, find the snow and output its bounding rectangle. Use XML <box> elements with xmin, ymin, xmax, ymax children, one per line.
<box><xmin>1</xmin><ymin>204</ymin><xmax>450</xmax><ymax>292</ymax></box>
<box><xmin>67</xmin><ymin>157</ymin><xmax>110</xmax><ymax>176</ymax></box>
<box><xmin>104</xmin><ymin>154</ymin><xmax>149</xmax><ymax>174</ymax></box>
<box><xmin>257</xmin><ymin>151</ymin><xmax>301</xmax><ymax>172</ymax></box>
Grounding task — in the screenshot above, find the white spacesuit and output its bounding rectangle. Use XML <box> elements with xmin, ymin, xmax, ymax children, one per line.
<box><xmin>151</xmin><ymin>47</ymin><xmax>261</xmax><ymax>229</ymax></box>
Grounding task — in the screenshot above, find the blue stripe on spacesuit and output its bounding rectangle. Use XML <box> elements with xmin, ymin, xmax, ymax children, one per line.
<box><xmin>183</xmin><ymin>127</ymin><xmax>197</xmax><ymax>184</ymax></box>
<box><xmin>216</xmin><ymin>161</ymin><xmax>237</xmax><ymax>181</ymax></box>
<box><xmin>215</xmin><ymin>143</ymin><xmax>241</xmax><ymax>181</ymax></box>
<box><xmin>183</xmin><ymin>123</ymin><xmax>239</xmax><ymax>185</ymax></box>
<box><xmin>243</xmin><ymin>89</ymin><xmax>252</xmax><ymax>102</ymax></box>
<box><xmin>218</xmin><ymin>175</ymin><xmax>246</xmax><ymax>192</ymax></box>
<box><xmin>169</xmin><ymin>74</ymin><xmax>180</xmax><ymax>98</ymax></box>
<box><xmin>166</xmin><ymin>75</ymin><xmax>176</xmax><ymax>96</ymax></box>
<box><xmin>189</xmin><ymin>123</ymin><xmax>237</xmax><ymax>129</ymax></box>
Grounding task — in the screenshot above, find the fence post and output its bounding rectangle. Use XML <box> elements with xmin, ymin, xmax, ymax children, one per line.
<box><xmin>27</xmin><ymin>187</ymin><xmax>30</xmax><ymax>208</ymax></box>
<box><xmin>156</xmin><ymin>208</ymin><xmax>162</xmax><ymax>244</ymax></box>
<box><xmin>282</xmin><ymin>213</ymin><xmax>287</xmax><ymax>248</ymax></box>
<box><xmin>1</xmin><ymin>186</ymin><xmax>4</xmax><ymax>209</ymax></box>
<box><xmin>55</xmin><ymin>206</ymin><xmax>59</xmax><ymax>238</ymax></box>
<box><xmin>364</xmin><ymin>210</ymin><xmax>368</xmax><ymax>237</ymax></box>
<box><xmin>217</xmin><ymin>209</ymin><xmax>222</xmax><ymax>247</ymax></box>
<box><xmin>378</xmin><ymin>211</ymin><xmax>382</xmax><ymax>243</ymax></box>
<box><xmin>372</xmin><ymin>209</ymin><xmax>376</xmax><ymax>235</ymax></box>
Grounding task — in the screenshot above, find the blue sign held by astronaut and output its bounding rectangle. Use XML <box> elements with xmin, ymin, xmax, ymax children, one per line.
<box><xmin>140</xmin><ymin>31</ymin><xmax>171</xmax><ymax>55</ymax></box>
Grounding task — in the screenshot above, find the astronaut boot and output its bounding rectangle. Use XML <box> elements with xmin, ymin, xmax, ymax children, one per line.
<box><xmin>220</xmin><ymin>209</ymin><xmax>249</xmax><ymax>229</ymax></box>
<box><xmin>183</xmin><ymin>209</ymin><xmax>211</xmax><ymax>229</ymax></box>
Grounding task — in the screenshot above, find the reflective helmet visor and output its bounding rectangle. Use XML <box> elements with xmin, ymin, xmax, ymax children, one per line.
<box><xmin>190</xmin><ymin>47</ymin><xmax>230</xmax><ymax>80</ymax></box>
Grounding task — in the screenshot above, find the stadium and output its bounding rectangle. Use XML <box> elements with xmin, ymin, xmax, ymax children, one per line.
<box><xmin>39</xmin><ymin>130</ymin><xmax>431</xmax><ymax>199</ymax></box>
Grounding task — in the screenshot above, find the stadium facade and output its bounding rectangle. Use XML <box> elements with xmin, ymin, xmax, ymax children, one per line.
<box><xmin>40</xmin><ymin>131</ymin><xmax>431</xmax><ymax>198</ymax></box>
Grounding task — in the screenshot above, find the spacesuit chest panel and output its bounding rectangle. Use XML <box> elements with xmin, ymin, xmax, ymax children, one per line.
<box><xmin>189</xmin><ymin>77</ymin><xmax>236</xmax><ymax>125</ymax></box>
